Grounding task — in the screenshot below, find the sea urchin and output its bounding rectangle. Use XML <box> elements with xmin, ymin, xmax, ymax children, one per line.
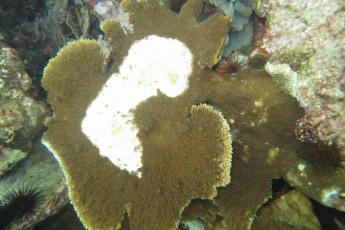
<box><xmin>0</xmin><ymin>184</ymin><xmax>44</xmax><ymax>229</ymax></box>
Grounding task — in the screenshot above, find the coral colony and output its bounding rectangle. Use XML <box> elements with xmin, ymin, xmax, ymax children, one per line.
<box><xmin>41</xmin><ymin>0</ymin><xmax>345</xmax><ymax>229</ymax></box>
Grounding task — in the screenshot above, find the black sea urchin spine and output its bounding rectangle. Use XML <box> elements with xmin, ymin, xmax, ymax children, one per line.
<box><xmin>0</xmin><ymin>184</ymin><xmax>44</xmax><ymax>229</ymax></box>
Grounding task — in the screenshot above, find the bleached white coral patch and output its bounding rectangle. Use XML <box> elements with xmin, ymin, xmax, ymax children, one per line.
<box><xmin>81</xmin><ymin>35</ymin><xmax>193</xmax><ymax>177</ymax></box>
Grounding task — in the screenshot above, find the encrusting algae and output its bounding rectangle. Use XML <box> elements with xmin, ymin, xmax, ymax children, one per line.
<box><xmin>41</xmin><ymin>0</ymin><xmax>345</xmax><ymax>229</ymax></box>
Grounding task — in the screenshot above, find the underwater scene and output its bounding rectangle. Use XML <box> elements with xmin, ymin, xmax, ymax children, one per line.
<box><xmin>0</xmin><ymin>0</ymin><xmax>345</xmax><ymax>229</ymax></box>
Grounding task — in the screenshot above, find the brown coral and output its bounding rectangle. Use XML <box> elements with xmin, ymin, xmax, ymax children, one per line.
<box><xmin>42</xmin><ymin>1</ymin><xmax>232</xmax><ymax>229</ymax></box>
<box><xmin>253</xmin><ymin>190</ymin><xmax>321</xmax><ymax>230</ymax></box>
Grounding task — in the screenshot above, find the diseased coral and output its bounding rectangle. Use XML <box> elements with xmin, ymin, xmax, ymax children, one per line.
<box><xmin>42</xmin><ymin>1</ymin><xmax>232</xmax><ymax>229</ymax></box>
<box><xmin>41</xmin><ymin>0</ymin><xmax>345</xmax><ymax>229</ymax></box>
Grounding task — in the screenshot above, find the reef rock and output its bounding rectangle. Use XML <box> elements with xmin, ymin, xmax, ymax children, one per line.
<box><xmin>0</xmin><ymin>42</ymin><xmax>49</xmax><ymax>174</ymax></box>
<box><xmin>260</xmin><ymin>0</ymin><xmax>345</xmax><ymax>150</ymax></box>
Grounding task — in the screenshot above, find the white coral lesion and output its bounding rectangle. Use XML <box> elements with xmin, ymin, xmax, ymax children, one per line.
<box><xmin>81</xmin><ymin>35</ymin><xmax>193</xmax><ymax>177</ymax></box>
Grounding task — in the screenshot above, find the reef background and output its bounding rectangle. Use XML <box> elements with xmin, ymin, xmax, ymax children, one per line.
<box><xmin>0</xmin><ymin>0</ymin><xmax>344</xmax><ymax>229</ymax></box>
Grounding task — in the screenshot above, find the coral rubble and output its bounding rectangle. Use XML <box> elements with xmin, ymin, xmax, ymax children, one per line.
<box><xmin>41</xmin><ymin>0</ymin><xmax>345</xmax><ymax>229</ymax></box>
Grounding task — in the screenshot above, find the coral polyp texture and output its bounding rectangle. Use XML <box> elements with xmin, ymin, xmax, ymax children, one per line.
<box><xmin>42</xmin><ymin>0</ymin><xmax>345</xmax><ymax>229</ymax></box>
<box><xmin>42</xmin><ymin>0</ymin><xmax>232</xmax><ymax>229</ymax></box>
